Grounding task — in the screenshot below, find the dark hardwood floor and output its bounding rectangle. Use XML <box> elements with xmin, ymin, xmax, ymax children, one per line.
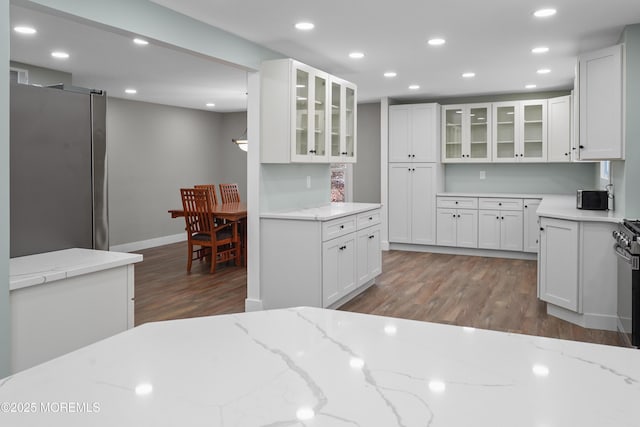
<box><xmin>134</xmin><ymin>242</ymin><xmax>626</xmax><ymax>347</ymax></box>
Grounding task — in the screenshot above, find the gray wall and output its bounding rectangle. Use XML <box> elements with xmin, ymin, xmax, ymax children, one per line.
<box><xmin>107</xmin><ymin>98</ymin><xmax>247</xmax><ymax>246</ymax></box>
<box><xmin>10</xmin><ymin>61</ymin><xmax>72</xmax><ymax>86</ymax></box>
<box><xmin>1</xmin><ymin>0</ymin><xmax>10</xmax><ymax>378</ymax></box>
<box><xmin>353</xmin><ymin>102</ymin><xmax>381</xmax><ymax>203</ymax></box>
<box><xmin>444</xmin><ymin>163</ymin><xmax>598</xmax><ymax>194</ymax></box>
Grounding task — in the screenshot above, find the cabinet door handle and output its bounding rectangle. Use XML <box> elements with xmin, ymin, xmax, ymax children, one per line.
<box><xmin>452</xmin><ymin>214</ymin><xmax>456</xmax><ymax>218</ymax></box>
<box><xmin>340</xmin><ymin>225</ymin><xmax>344</xmax><ymax>229</ymax></box>
<box><xmin>369</xmin><ymin>216</ymin><xmax>373</xmax><ymax>220</ymax></box>
<box><xmin>525</xmin><ymin>205</ymin><xmax>528</xmax><ymax>208</ymax></box>
<box><xmin>339</xmin><ymin>245</ymin><xmax>346</xmax><ymax>250</ymax></box>
<box><xmin>579</xmin><ymin>145</ymin><xmax>585</xmax><ymax>149</ymax></box>
<box><xmin>309</xmin><ymin>149</ymin><xmax>316</xmax><ymax>154</ymax></box>
<box><xmin>408</xmin><ymin>154</ymin><xmax>411</xmax><ymax>158</ymax></box>
<box><xmin>368</xmin><ymin>235</ymin><xmax>375</xmax><ymax>239</ymax></box>
<box><xmin>540</xmin><ymin>227</ymin><xmax>544</xmax><ymax>231</ymax></box>
<box><xmin>412</xmin><ymin>168</ymin><xmax>415</xmax><ymax>171</ymax></box>
<box><xmin>498</xmin><ymin>202</ymin><xmax>502</xmax><ymax>206</ymax></box>
<box><xmin>412</xmin><ymin>154</ymin><xmax>416</xmax><ymax>158</ymax></box>
<box><xmin>457</xmin><ymin>214</ymin><xmax>461</xmax><ymax>218</ymax></box>
<box><xmin>501</xmin><ymin>216</ymin><xmax>504</xmax><ymax>220</ymax></box>
<box><xmin>455</xmin><ymin>201</ymin><xmax>459</xmax><ymax>204</ymax></box>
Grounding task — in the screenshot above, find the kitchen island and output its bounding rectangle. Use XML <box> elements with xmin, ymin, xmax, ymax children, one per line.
<box><xmin>0</xmin><ymin>307</ymin><xmax>638</xmax><ymax>426</ymax></box>
<box><xmin>9</xmin><ymin>248</ymin><xmax>142</xmax><ymax>373</ymax></box>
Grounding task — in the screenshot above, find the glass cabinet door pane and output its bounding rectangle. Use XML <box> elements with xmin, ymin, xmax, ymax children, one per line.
<box><xmin>331</xmin><ymin>82</ymin><xmax>341</xmax><ymax>157</ymax></box>
<box><xmin>345</xmin><ymin>86</ymin><xmax>355</xmax><ymax>157</ymax></box>
<box><xmin>469</xmin><ymin>107</ymin><xmax>488</xmax><ymax>159</ymax></box>
<box><xmin>295</xmin><ymin>69</ymin><xmax>309</xmax><ymax>156</ymax></box>
<box><xmin>523</xmin><ymin>104</ymin><xmax>543</xmax><ymax>158</ymax></box>
<box><xmin>495</xmin><ymin>106</ymin><xmax>515</xmax><ymax>159</ymax></box>
<box><xmin>313</xmin><ymin>74</ymin><xmax>327</xmax><ymax>156</ymax></box>
<box><xmin>445</xmin><ymin>108</ymin><xmax>463</xmax><ymax>159</ymax></box>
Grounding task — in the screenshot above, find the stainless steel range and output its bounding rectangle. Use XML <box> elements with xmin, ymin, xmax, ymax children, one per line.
<box><xmin>613</xmin><ymin>220</ymin><xmax>640</xmax><ymax>347</ymax></box>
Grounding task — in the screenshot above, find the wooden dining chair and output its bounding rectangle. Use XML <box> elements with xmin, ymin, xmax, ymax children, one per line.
<box><xmin>194</xmin><ymin>184</ymin><xmax>219</xmax><ymax>206</ymax></box>
<box><xmin>219</xmin><ymin>183</ymin><xmax>241</xmax><ymax>203</ymax></box>
<box><xmin>180</xmin><ymin>188</ymin><xmax>240</xmax><ymax>273</ymax></box>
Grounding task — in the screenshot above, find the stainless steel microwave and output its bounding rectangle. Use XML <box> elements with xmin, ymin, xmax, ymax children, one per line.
<box><xmin>577</xmin><ymin>190</ymin><xmax>608</xmax><ymax>210</ymax></box>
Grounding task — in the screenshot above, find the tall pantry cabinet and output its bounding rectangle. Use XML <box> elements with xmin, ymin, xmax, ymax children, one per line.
<box><xmin>388</xmin><ymin>104</ymin><xmax>443</xmax><ymax>245</ymax></box>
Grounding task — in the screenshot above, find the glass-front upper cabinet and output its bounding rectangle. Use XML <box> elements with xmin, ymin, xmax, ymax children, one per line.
<box><xmin>492</xmin><ymin>100</ymin><xmax>547</xmax><ymax>162</ymax></box>
<box><xmin>293</xmin><ymin>63</ymin><xmax>329</xmax><ymax>162</ymax></box>
<box><xmin>442</xmin><ymin>103</ymin><xmax>491</xmax><ymax>163</ymax></box>
<box><xmin>328</xmin><ymin>76</ymin><xmax>357</xmax><ymax>163</ymax></box>
<box><xmin>260</xmin><ymin>59</ymin><xmax>357</xmax><ymax>164</ymax></box>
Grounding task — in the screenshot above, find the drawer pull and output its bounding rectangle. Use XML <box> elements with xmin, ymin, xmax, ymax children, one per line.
<box><xmin>369</xmin><ymin>235</ymin><xmax>375</xmax><ymax>239</ymax></box>
<box><xmin>369</xmin><ymin>216</ymin><xmax>373</xmax><ymax>220</ymax></box>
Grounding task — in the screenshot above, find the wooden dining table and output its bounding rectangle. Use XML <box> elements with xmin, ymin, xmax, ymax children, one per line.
<box><xmin>169</xmin><ymin>202</ymin><xmax>248</xmax><ymax>264</ymax></box>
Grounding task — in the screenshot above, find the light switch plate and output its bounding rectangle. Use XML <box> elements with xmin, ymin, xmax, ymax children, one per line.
<box><xmin>479</xmin><ymin>171</ymin><xmax>486</xmax><ymax>180</ymax></box>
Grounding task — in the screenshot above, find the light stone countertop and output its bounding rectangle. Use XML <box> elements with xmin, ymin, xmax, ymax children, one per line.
<box><xmin>261</xmin><ymin>202</ymin><xmax>381</xmax><ymax>221</ymax></box>
<box><xmin>437</xmin><ymin>192</ymin><xmax>550</xmax><ymax>199</ymax></box>
<box><xmin>537</xmin><ymin>195</ymin><xmax>623</xmax><ymax>223</ymax></box>
<box><xmin>10</xmin><ymin>248</ymin><xmax>143</xmax><ymax>291</ymax></box>
<box><xmin>0</xmin><ymin>307</ymin><xmax>638</xmax><ymax>426</ymax></box>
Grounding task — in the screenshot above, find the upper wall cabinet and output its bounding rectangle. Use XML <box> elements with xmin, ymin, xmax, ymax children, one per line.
<box><xmin>442</xmin><ymin>103</ymin><xmax>491</xmax><ymax>163</ymax></box>
<box><xmin>576</xmin><ymin>44</ymin><xmax>623</xmax><ymax>160</ymax></box>
<box><xmin>492</xmin><ymin>100</ymin><xmax>547</xmax><ymax>163</ymax></box>
<box><xmin>329</xmin><ymin>76</ymin><xmax>357</xmax><ymax>163</ymax></box>
<box><xmin>260</xmin><ymin>59</ymin><xmax>357</xmax><ymax>164</ymax></box>
<box><xmin>389</xmin><ymin>103</ymin><xmax>440</xmax><ymax>163</ymax></box>
<box><xmin>547</xmin><ymin>95</ymin><xmax>573</xmax><ymax>163</ymax></box>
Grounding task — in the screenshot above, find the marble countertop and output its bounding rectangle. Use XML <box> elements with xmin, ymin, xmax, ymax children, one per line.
<box><xmin>537</xmin><ymin>195</ymin><xmax>623</xmax><ymax>223</ymax></box>
<box><xmin>10</xmin><ymin>248</ymin><xmax>143</xmax><ymax>291</ymax></box>
<box><xmin>261</xmin><ymin>202</ymin><xmax>381</xmax><ymax>221</ymax></box>
<box><xmin>0</xmin><ymin>307</ymin><xmax>638</xmax><ymax>426</ymax></box>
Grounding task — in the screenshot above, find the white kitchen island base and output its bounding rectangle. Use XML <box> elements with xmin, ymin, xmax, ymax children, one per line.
<box><xmin>9</xmin><ymin>248</ymin><xmax>143</xmax><ymax>373</ymax></box>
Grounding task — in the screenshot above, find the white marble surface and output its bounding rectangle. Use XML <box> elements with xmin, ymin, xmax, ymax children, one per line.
<box><xmin>261</xmin><ymin>202</ymin><xmax>381</xmax><ymax>221</ymax></box>
<box><xmin>537</xmin><ymin>195</ymin><xmax>623</xmax><ymax>223</ymax></box>
<box><xmin>0</xmin><ymin>307</ymin><xmax>638</xmax><ymax>426</ymax></box>
<box><xmin>10</xmin><ymin>248</ymin><xmax>143</xmax><ymax>291</ymax></box>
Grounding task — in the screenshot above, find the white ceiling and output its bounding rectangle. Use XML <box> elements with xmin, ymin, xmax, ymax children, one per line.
<box><xmin>10</xmin><ymin>1</ymin><xmax>640</xmax><ymax>111</ymax></box>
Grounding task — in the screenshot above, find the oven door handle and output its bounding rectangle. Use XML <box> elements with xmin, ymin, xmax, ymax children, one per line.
<box><xmin>614</xmin><ymin>243</ymin><xmax>640</xmax><ymax>270</ymax></box>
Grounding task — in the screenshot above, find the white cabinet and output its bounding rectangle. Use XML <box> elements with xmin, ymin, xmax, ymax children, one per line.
<box><xmin>436</xmin><ymin>197</ymin><xmax>478</xmax><ymax>248</ymax></box>
<box><xmin>523</xmin><ymin>199</ymin><xmax>541</xmax><ymax>253</ymax></box>
<box><xmin>357</xmin><ymin>225</ymin><xmax>382</xmax><ymax>287</ymax></box>
<box><xmin>328</xmin><ymin>76</ymin><xmax>357</xmax><ymax>163</ymax></box>
<box><xmin>547</xmin><ymin>95</ymin><xmax>573</xmax><ymax>162</ymax></box>
<box><xmin>492</xmin><ymin>100</ymin><xmax>547</xmax><ymax>162</ymax></box>
<box><xmin>538</xmin><ymin>217</ymin><xmax>579</xmax><ymax>311</ymax></box>
<box><xmin>442</xmin><ymin>103</ymin><xmax>491</xmax><ymax>163</ymax></box>
<box><xmin>388</xmin><ymin>163</ymin><xmax>438</xmax><ymax>244</ymax></box>
<box><xmin>261</xmin><ymin>206</ymin><xmax>381</xmax><ymax>309</ymax></box>
<box><xmin>477</xmin><ymin>198</ymin><xmax>523</xmax><ymax>251</ymax></box>
<box><xmin>322</xmin><ymin>233</ymin><xmax>357</xmax><ymax>307</ymax></box>
<box><xmin>260</xmin><ymin>58</ymin><xmax>357</xmax><ymax>163</ymax></box>
<box><xmin>577</xmin><ymin>44</ymin><xmax>623</xmax><ymax>160</ymax></box>
<box><xmin>389</xmin><ymin>103</ymin><xmax>440</xmax><ymax>162</ymax></box>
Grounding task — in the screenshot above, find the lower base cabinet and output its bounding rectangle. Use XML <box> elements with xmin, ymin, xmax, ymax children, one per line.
<box><xmin>261</xmin><ymin>208</ymin><xmax>381</xmax><ymax>309</ymax></box>
<box><xmin>478</xmin><ymin>210</ymin><xmax>523</xmax><ymax>251</ymax></box>
<box><xmin>436</xmin><ymin>208</ymin><xmax>478</xmax><ymax>248</ymax></box>
<box><xmin>538</xmin><ymin>217</ymin><xmax>579</xmax><ymax>311</ymax></box>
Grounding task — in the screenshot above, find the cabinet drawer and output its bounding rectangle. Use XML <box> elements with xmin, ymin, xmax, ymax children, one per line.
<box><xmin>437</xmin><ymin>197</ymin><xmax>478</xmax><ymax>209</ymax></box>
<box><xmin>322</xmin><ymin>215</ymin><xmax>357</xmax><ymax>241</ymax></box>
<box><xmin>478</xmin><ymin>198</ymin><xmax>523</xmax><ymax>211</ymax></box>
<box><xmin>356</xmin><ymin>210</ymin><xmax>381</xmax><ymax>230</ymax></box>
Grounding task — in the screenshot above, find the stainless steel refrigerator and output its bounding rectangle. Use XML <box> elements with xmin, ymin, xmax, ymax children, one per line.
<box><xmin>10</xmin><ymin>83</ymin><xmax>108</xmax><ymax>257</ymax></box>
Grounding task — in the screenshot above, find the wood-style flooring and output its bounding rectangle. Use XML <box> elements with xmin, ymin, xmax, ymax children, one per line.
<box><xmin>134</xmin><ymin>242</ymin><xmax>627</xmax><ymax>347</ymax></box>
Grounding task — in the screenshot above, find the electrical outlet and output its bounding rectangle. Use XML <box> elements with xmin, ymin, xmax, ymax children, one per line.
<box><xmin>479</xmin><ymin>171</ymin><xmax>486</xmax><ymax>180</ymax></box>
<box><xmin>306</xmin><ymin>176</ymin><xmax>311</xmax><ymax>189</ymax></box>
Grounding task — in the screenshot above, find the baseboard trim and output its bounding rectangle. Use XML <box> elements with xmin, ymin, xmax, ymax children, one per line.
<box><xmin>245</xmin><ymin>298</ymin><xmax>264</xmax><ymax>312</ymax></box>
<box><xmin>388</xmin><ymin>243</ymin><xmax>537</xmax><ymax>260</ymax></box>
<box><xmin>110</xmin><ymin>233</ymin><xmax>186</xmax><ymax>253</ymax></box>
<box><xmin>547</xmin><ymin>304</ymin><xmax>618</xmax><ymax>332</ymax></box>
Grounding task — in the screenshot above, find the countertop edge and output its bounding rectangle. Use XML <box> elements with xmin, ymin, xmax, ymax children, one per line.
<box><xmin>261</xmin><ymin>202</ymin><xmax>382</xmax><ymax>221</ymax></box>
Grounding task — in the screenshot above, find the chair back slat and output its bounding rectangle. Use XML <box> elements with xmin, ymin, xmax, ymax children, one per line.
<box><xmin>194</xmin><ymin>184</ymin><xmax>219</xmax><ymax>206</ymax></box>
<box><xmin>219</xmin><ymin>183</ymin><xmax>240</xmax><ymax>203</ymax></box>
<box><xmin>181</xmin><ymin>188</ymin><xmax>215</xmax><ymax>234</ymax></box>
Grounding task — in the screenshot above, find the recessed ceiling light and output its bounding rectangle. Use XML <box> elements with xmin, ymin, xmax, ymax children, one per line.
<box><xmin>125</xmin><ymin>88</ymin><xmax>137</xmax><ymax>94</ymax></box>
<box><xmin>133</xmin><ymin>38</ymin><xmax>149</xmax><ymax>46</ymax></box>
<box><xmin>349</xmin><ymin>52</ymin><xmax>365</xmax><ymax>59</ymax></box>
<box><xmin>428</xmin><ymin>38</ymin><xmax>446</xmax><ymax>46</ymax></box>
<box><xmin>525</xmin><ymin>84</ymin><xmax>537</xmax><ymax>89</ymax></box>
<box><xmin>205</xmin><ymin>103</ymin><xmax>216</xmax><ymax>107</ymax></box>
<box><xmin>462</xmin><ymin>72</ymin><xmax>475</xmax><ymax>78</ymax></box>
<box><xmin>534</xmin><ymin>8</ymin><xmax>557</xmax><ymax>18</ymax></box>
<box><xmin>295</xmin><ymin>22</ymin><xmax>314</xmax><ymax>31</ymax></box>
<box><xmin>51</xmin><ymin>51</ymin><xmax>69</xmax><ymax>59</ymax></box>
<box><xmin>384</xmin><ymin>71</ymin><xmax>397</xmax><ymax>78</ymax></box>
<box><xmin>537</xmin><ymin>68</ymin><xmax>551</xmax><ymax>74</ymax></box>
<box><xmin>408</xmin><ymin>84</ymin><xmax>420</xmax><ymax>90</ymax></box>
<box><xmin>531</xmin><ymin>46</ymin><xmax>549</xmax><ymax>54</ymax></box>
<box><xmin>14</xmin><ymin>26</ymin><xmax>37</xmax><ymax>35</ymax></box>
